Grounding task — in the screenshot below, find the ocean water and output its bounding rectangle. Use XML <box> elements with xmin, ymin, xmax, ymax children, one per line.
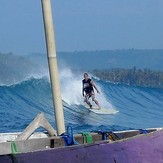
<box><xmin>0</xmin><ymin>65</ymin><xmax>163</xmax><ymax>134</ymax></box>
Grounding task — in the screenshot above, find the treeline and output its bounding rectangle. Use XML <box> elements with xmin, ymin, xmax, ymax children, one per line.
<box><xmin>92</xmin><ymin>67</ymin><xmax>163</xmax><ymax>88</ymax></box>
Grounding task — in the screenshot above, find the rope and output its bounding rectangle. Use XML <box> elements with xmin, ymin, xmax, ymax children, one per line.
<box><xmin>139</xmin><ymin>129</ymin><xmax>149</xmax><ymax>134</ymax></box>
<box><xmin>109</xmin><ymin>131</ymin><xmax>120</xmax><ymax>140</ymax></box>
<box><xmin>60</xmin><ymin>126</ymin><xmax>78</xmax><ymax>146</ymax></box>
<box><xmin>11</xmin><ymin>141</ymin><xmax>19</xmax><ymax>155</ymax></box>
<box><xmin>93</xmin><ymin>131</ymin><xmax>108</xmax><ymax>140</ymax></box>
<box><xmin>81</xmin><ymin>132</ymin><xmax>93</xmax><ymax>143</ymax></box>
<box><xmin>92</xmin><ymin>131</ymin><xmax>120</xmax><ymax>141</ymax></box>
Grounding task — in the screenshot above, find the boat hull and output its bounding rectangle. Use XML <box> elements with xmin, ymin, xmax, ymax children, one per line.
<box><xmin>0</xmin><ymin>129</ymin><xmax>163</xmax><ymax>163</ymax></box>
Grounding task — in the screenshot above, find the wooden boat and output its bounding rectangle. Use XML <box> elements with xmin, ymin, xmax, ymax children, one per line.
<box><xmin>1</xmin><ymin>1</ymin><xmax>163</xmax><ymax>163</ymax></box>
<box><xmin>0</xmin><ymin>117</ymin><xmax>162</xmax><ymax>163</ymax></box>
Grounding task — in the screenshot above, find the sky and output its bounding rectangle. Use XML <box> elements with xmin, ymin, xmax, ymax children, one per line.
<box><xmin>0</xmin><ymin>0</ymin><xmax>163</xmax><ymax>55</ymax></box>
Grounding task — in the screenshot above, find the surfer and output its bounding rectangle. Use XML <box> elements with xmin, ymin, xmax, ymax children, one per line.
<box><xmin>82</xmin><ymin>73</ymin><xmax>101</xmax><ymax>109</ymax></box>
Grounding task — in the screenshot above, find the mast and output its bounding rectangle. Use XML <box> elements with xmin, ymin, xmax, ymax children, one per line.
<box><xmin>41</xmin><ymin>0</ymin><xmax>65</xmax><ymax>135</ymax></box>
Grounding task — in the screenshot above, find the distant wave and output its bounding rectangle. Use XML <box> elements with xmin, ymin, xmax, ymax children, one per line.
<box><xmin>0</xmin><ymin>53</ymin><xmax>48</xmax><ymax>86</ymax></box>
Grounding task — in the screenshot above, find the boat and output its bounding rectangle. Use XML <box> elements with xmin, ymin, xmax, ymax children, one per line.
<box><xmin>0</xmin><ymin>119</ymin><xmax>163</xmax><ymax>162</ymax></box>
<box><xmin>0</xmin><ymin>0</ymin><xmax>163</xmax><ymax>162</ymax></box>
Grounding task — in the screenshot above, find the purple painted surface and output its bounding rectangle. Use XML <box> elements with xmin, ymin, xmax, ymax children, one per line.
<box><xmin>1</xmin><ymin>130</ymin><xmax>163</xmax><ymax>163</ymax></box>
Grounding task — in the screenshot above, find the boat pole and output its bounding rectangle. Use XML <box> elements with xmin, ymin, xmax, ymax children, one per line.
<box><xmin>41</xmin><ymin>0</ymin><xmax>65</xmax><ymax>135</ymax></box>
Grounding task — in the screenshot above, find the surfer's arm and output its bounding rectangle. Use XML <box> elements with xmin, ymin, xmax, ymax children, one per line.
<box><xmin>82</xmin><ymin>82</ymin><xmax>84</xmax><ymax>96</ymax></box>
<box><xmin>90</xmin><ymin>81</ymin><xmax>100</xmax><ymax>93</ymax></box>
<box><xmin>82</xmin><ymin>88</ymin><xmax>84</xmax><ymax>96</ymax></box>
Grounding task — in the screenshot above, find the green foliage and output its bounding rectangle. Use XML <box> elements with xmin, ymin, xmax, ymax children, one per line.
<box><xmin>92</xmin><ymin>67</ymin><xmax>163</xmax><ymax>88</ymax></box>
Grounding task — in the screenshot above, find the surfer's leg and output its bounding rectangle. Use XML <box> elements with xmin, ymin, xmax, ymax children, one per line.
<box><xmin>91</xmin><ymin>94</ymin><xmax>101</xmax><ymax>109</ymax></box>
<box><xmin>84</xmin><ymin>94</ymin><xmax>92</xmax><ymax>108</ymax></box>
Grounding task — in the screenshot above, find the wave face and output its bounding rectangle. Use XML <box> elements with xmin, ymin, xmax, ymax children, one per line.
<box><xmin>0</xmin><ymin>53</ymin><xmax>163</xmax><ymax>133</ymax></box>
<box><xmin>0</xmin><ymin>67</ymin><xmax>163</xmax><ymax>133</ymax></box>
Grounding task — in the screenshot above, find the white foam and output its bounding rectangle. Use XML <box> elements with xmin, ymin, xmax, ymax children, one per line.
<box><xmin>60</xmin><ymin>68</ymin><xmax>83</xmax><ymax>105</ymax></box>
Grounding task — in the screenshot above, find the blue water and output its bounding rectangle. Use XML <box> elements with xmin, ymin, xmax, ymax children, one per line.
<box><xmin>0</xmin><ymin>72</ymin><xmax>163</xmax><ymax>134</ymax></box>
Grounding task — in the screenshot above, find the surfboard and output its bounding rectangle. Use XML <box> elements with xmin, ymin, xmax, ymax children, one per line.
<box><xmin>84</xmin><ymin>105</ymin><xmax>118</xmax><ymax>115</ymax></box>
